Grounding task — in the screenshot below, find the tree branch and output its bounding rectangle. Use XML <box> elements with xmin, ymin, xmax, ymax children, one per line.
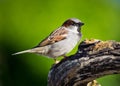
<box><xmin>48</xmin><ymin>39</ymin><xmax>120</xmax><ymax>86</ymax></box>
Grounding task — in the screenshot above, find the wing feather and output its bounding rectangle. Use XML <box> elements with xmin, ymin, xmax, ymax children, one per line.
<box><xmin>37</xmin><ymin>27</ymin><xmax>68</xmax><ymax>47</ymax></box>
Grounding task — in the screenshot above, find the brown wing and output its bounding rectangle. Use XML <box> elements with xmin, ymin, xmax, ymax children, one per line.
<box><xmin>38</xmin><ymin>27</ymin><xmax>68</xmax><ymax>47</ymax></box>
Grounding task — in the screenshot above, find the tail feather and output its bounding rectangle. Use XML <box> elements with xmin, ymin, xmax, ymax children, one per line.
<box><xmin>12</xmin><ymin>47</ymin><xmax>47</xmax><ymax>55</ymax></box>
<box><xmin>12</xmin><ymin>49</ymin><xmax>32</xmax><ymax>55</ymax></box>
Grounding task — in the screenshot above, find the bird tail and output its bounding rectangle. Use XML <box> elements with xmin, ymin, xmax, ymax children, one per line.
<box><xmin>12</xmin><ymin>47</ymin><xmax>47</xmax><ymax>55</ymax></box>
<box><xmin>12</xmin><ymin>49</ymin><xmax>33</xmax><ymax>55</ymax></box>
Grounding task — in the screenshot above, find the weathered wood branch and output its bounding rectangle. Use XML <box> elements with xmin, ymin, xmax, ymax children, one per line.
<box><xmin>48</xmin><ymin>39</ymin><xmax>120</xmax><ymax>86</ymax></box>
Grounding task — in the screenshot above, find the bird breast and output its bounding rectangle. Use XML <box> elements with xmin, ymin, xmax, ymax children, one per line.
<box><xmin>46</xmin><ymin>31</ymin><xmax>81</xmax><ymax>58</ymax></box>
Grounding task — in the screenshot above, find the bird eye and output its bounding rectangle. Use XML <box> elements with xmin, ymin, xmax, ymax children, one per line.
<box><xmin>72</xmin><ymin>22</ymin><xmax>76</xmax><ymax>26</ymax></box>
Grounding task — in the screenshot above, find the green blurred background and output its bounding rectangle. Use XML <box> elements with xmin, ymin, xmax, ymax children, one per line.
<box><xmin>0</xmin><ymin>0</ymin><xmax>120</xmax><ymax>86</ymax></box>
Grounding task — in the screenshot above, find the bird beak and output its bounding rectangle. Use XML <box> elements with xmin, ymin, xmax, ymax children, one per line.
<box><xmin>80</xmin><ymin>22</ymin><xmax>84</xmax><ymax>26</ymax></box>
<box><xmin>77</xmin><ymin>22</ymin><xmax>84</xmax><ymax>27</ymax></box>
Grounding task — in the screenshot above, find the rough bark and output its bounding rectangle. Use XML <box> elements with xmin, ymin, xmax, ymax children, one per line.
<box><xmin>48</xmin><ymin>39</ymin><xmax>120</xmax><ymax>86</ymax></box>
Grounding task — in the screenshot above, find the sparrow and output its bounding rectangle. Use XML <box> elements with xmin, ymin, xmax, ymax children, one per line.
<box><xmin>12</xmin><ymin>18</ymin><xmax>84</xmax><ymax>62</ymax></box>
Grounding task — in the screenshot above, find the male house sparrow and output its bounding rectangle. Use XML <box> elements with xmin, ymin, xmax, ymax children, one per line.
<box><xmin>12</xmin><ymin>18</ymin><xmax>84</xmax><ymax>62</ymax></box>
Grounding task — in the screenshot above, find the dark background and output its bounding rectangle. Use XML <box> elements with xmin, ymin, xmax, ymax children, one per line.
<box><xmin>0</xmin><ymin>0</ymin><xmax>120</xmax><ymax>86</ymax></box>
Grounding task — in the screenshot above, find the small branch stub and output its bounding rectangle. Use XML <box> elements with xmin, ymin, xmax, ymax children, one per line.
<box><xmin>48</xmin><ymin>39</ymin><xmax>120</xmax><ymax>86</ymax></box>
